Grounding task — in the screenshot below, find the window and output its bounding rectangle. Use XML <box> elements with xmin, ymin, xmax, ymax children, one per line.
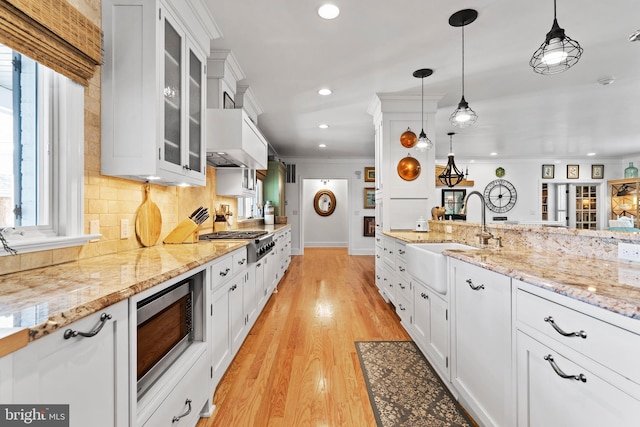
<box><xmin>0</xmin><ymin>42</ymin><xmax>87</xmax><ymax>255</ymax></box>
<box><xmin>236</xmin><ymin>179</ymin><xmax>263</xmax><ymax>220</ymax></box>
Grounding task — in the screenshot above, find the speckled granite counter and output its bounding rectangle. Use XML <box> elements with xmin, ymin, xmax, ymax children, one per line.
<box><xmin>383</xmin><ymin>229</ymin><xmax>640</xmax><ymax>320</ymax></box>
<box><xmin>0</xmin><ymin>240</ymin><xmax>247</xmax><ymax>354</ymax></box>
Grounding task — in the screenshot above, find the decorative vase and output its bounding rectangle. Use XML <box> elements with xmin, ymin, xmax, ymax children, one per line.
<box><xmin>624</xmin><ymin>162</ymin><xmax>638</xmax><ymax>178</ymax></box>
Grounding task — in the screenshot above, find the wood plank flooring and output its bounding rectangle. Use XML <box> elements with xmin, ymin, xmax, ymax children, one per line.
<box><xmin>196</xmin><ymin>248</ymin><xmax>410</xmax><ymax>427</ymax></box>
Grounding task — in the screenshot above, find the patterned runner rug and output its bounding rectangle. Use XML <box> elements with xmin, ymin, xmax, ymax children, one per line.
<box><xmin>355</xmin><ymin>341</ymin><xmax>473</xmax><ymax>427</ymax></box>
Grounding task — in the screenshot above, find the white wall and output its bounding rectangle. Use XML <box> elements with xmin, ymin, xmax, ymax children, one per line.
<box><xmin>282</xmin><ymin>158</ymin><xmax>376</xmax><ymax>256</ymax></box>
<box><xmin>303</xmin><ymin>179</ymin><xmax>348</xmax><ymax>247</ymax></box>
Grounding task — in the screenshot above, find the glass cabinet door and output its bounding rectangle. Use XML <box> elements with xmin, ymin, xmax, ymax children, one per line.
<box><xmin>163</xmin><ymin>19</ymin><xmax>182</xmax><ymax>167</ymax></box>
<box><xmin>187</xmin><ymin>49</ymin><xmax>203</xmax><ymax>173</ymax></box>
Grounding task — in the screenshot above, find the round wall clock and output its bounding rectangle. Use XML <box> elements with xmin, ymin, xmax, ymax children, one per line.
<box><xmin>483</xmin><ymin>179</ymin><xmax>517</xmax><ymax>213</ymax></box>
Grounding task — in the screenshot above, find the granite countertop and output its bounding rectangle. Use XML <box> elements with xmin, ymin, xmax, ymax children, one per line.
<box><xmin>384</xmin><ymin>230</ymin><xmax>640</xmax><ymax>320</ymax></box>
<box><xmin>0</xmin><ymin>241</ymin><xmax>247</xmax><ymax>356</ymax></box>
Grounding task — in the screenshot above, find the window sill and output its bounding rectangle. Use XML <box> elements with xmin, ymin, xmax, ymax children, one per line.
<box><xmin>1</xmin><ymin>234</ymin><xmax>101</xmax><ymax>256</ymax></box>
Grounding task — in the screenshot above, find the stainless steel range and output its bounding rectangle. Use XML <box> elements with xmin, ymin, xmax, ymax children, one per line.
<box><xmin>199</xmin><ymin>230</ymin><xmax>274</xmax><ymax>262</ymax></box>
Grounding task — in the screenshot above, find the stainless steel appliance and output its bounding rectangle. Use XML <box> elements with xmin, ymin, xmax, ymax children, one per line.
<box><xmin>136</xmin><ymin>278</ymin><xmax>194</xmax><ymax>397</ymax></box>
<box><xmin>199</xmin><ymin>230</ymin><xmax>274</xmax><ymax>262</ymax></box>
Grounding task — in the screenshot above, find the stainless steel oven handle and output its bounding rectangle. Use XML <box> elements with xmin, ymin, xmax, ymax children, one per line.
<box><xmin>63</xmin><ymin>313</ymin><xmax>112</xmax><ymax>339</ymax></box>
<box><xmin>172</xmin><ymin>399</ymin><xmax>192</xmax><ymax>423</ymax></box>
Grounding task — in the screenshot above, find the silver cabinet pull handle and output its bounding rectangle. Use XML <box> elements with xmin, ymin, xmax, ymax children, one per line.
<box><xmin>64</xmin><ymin>313</ymin><xmax>112</xmax><ymax>339</ymax></box>
<box><xmin>398</xmin><ymin>249</ymin><xmax>405</xmax><ymax>255</ymax></box>
<box><xmin>466</xmin><ymin>278</ymin><xmax>484</xmax><ymax>291</ymax></box>
<box><xmin>398</xmin><ymin>304</ymin><xmax>405</xmax><ymax>311</ymax></box>
<box><xmin>172</xmin><ymin>399</ymin><xmax>192</xmax><ymax>423</ymax></box>
<box><xmin>219</xmin><ymin>267</ymin><xmax>230</xmax><ymax>276</ymax></box>
<box><xmin>237</xmin><ymin>258</ymin><xmax>246</xmax><ymax>265</ymax></box>
<box><xmin>544</xmin><ymin>316</ymin><xmax>587</xmax><ymax>339</ymax></box>
<box><xmin>421</xmin><ymin>292</ymin><xmax>428</xmax><ymax>299</ymax></box>
<box><xmin>398</xmin><ymin>266</ymin><xmax>406</xmax><ymax>272</ymax></box>
<box><xmin>544</xmin><ymin>355</ymin><xmax>587</xmax><ymax>382</ymax></box>
<box><xmin>399</xmin><ymin>283</ymin><xmax>405</xmax><ymax>289</ymax></box>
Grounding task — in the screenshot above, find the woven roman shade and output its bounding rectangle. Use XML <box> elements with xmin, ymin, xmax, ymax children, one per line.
<box><xmin>0</xmin><ymin>0</ymin><xmax>101</xmax><ymax>86</ymax></box>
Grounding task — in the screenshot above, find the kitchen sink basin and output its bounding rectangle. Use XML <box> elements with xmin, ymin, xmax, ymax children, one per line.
<box><xmin>405</xmin><ymin>243</ymin><xmax>478</xmax><ymax>294</ymax></box>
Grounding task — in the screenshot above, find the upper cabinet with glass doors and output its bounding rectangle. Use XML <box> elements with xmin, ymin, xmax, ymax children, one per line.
<box><xmin>101</xmin><ymin>0</ymin><xmax>219</xmax><ymax>186</ymax></box>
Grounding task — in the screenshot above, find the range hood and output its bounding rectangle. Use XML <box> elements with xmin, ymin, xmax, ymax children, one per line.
<box><xmin>206</xmin><ymin>108</ymin><xmax>268</xmax><ymax>170</ymax></box>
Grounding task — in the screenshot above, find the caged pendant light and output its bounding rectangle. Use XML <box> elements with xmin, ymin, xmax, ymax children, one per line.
<box><xmin>438</xmin><ymin>132</ymin><xmax>467</xmax><ymax>187</ymax></box>
<box><xmin>412</xmin><ymin>68</ymin><xmax>434</xmax><ymax>151</ymax></box>
<box><xmin>449</xmin><ymin>9</ymin><xmax>478</xmax><ymax>128</ymax></box>
<box><xmin>530</xmin><ymin>0</ymin><xmax>583</xmax><ymax>74</ymax></box>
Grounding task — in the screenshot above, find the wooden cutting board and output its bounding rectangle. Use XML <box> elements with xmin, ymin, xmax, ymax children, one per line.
<box><xmin>135</xmin><ymin>183</ymin><xmax>162</xmax><ymax>247</ymax></box>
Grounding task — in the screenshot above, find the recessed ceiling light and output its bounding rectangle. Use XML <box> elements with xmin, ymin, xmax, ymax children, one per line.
<box><xmin>319</xmin><ymin>144</ymin><xmax>327</xmax><ymax>148</ymax></box>
<box><xmin>318</xmin><ymin>4</ymin><xmax>340</xmax><ymax>19</ymax></box>
<box><xmin>587</xmin><ymin>152</ymin><xmax>596</xmax><ymax>156</ymax></box>
<box><xmin>318</xmin><ymin>88</ymin><xmax>332</xmax><ymax>96</ymax></box>
<box><xmin>319</xmin><ymin>124</ymin><xmax>329</xmax><ymax>129</ymax></box>
<box><xmin>490</xmin><ymin>152</ymin><xmax>498</xmax><ymax>156</ymax></box>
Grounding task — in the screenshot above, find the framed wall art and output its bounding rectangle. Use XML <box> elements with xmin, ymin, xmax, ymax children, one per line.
<box><xmin>364</xmin><ymin>167</ymin><xmax>375</xmax><ymax>182</ymax></box>
<box><xmin>591</xmin><ymin>164</ymin><xmax>604</xmax><ymax>179</ymax></box>
<box><xmin>567</xmin><ymin>165</ymin><xmax>579</xmax><ymax>179</ymax></box>
<box><xmin>363</xmin><ymin>188</ymin><xmax>375</xmax><ymax>209</ymax></box>
<box><xmin>363</xmin><ymin>216</ymin><xmax>375</xmax><ymax>237</ymax></box>
<box><xmin>542</xmin><ymin>164</ymin><xmax>554</xmax><ymax>179</ymax></box>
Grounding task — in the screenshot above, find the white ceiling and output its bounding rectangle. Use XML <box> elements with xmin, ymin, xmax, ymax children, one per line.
<box><xmin>204</xmin><ymin>0</ymin><xmax>640</xmax><ymax>161</ymax></box>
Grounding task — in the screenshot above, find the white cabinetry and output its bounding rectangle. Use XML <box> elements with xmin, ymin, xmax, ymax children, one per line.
<box><xmin>6</xmin><ymin>300</ymin><xmax>129</xmax><ymax>427</ymax></box>
<box><xmin>102</xmin><ymin>0</ymin><xmax>217</xmax><ymax>186</ymax></box>
<box><xmin>209</xmin><ymin>247</ymin><xmax>248</xmax><ymax>391</ymax></box>
<box><xmin>450</xmin><ymin>258</ymin><xmax>513</xmax><ymax>427</ymax></box>
<box><xmin>515</xmin><ymin>283</ymin><xmax>640</xmax><ymax>427</ymax></box>
<box><xmin>216</xmin><ymin>168</ymin><xmax>256</xmax><ymax>197</ymax></box>
<box><xmin>274</xmin><ymin>227</ymin><xmax>292</xmax><ymax>286</ymax></box>
<box><xmin>412</xmin><ymin>280</ymin><xmax>449</xmax><ymax>380</ymax></box>
<box><xmin>206</xmin><ymin>109</ymin><xmax>268</xmax><ymax>170</ymax></box>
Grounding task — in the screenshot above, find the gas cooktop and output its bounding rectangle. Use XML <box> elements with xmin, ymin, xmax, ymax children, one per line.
<box><xmin>199</xmin><ymin>230</ymin><xmax>268</xmax><ymax>240</ymax></box>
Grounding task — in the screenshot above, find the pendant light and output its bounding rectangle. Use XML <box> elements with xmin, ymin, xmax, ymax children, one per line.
<box><xmin>438</xmin><ymin>132</ymin><xmax>466</xmax><ymax>187</ymax></box>
<box><xmin>530</xmin><ymin>0</ymin><xmax>583</xmax><ymax>74</ymax></box>
<box><xmin>412</xmin><ymin>68</ymin><xmax>433</xmax><ymax>151</ymax></box>
<box><xmin>449</xmin><ymin>9</ymin><xmax>478</xmax><ymax>128</ymax></box>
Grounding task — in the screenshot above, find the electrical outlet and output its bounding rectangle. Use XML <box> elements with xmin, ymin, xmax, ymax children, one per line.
<box><xmin>121</xmin><ymin>219</ymin><xmax>130</xmax><ymax>239</ymax></box>
<box><xmin>618</xmin><ymin>242</ymin><xmax>640</xmax><ymax>262</ymax></box>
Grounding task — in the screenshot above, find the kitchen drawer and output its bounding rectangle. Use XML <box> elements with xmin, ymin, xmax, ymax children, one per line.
<box><xmin>232</xmin><ymin>248</ymin><xmax>248</xmax><ymax>274</ymax></box>
<box><xmin>517</xmin><ymin>288</ymin><xmax>640</xmax><ymax>385</ymax></box>
<box><xmin>383</xmin><ymin>264</ymin><xmax>396</xmax><ymax>304</ymax></box>
<box><xmin>396</xmin><ymin>258</ymin><xmax>410</xmax><ymax>281</ymax></box>
<box><xmin>396</xmin><ymin>291</ymin><xmax>412</xmax><ymax>326</ymax></box>
<box><xmin>396</xmin><ymin>274</ymin><xmax>412</xmax><ymax>303</ymax></box>
<box><xmin>211</xmin><ymin>255</ymin><xmax>234</xmax><ymax>291</ymax></box>
<box><xmin>142</xmin><ymin>351</ymin><xmax>209</xmax><ymax>426</ymax></box>
<box><xmin>395</xmin><ymin>241</ymin><xmax>407</xmax><ymax>261</ymax></box>
<box><xmin>375</xmin><ymin>233</ymin><xmax>384</xmax><ymax>249</ymax></box>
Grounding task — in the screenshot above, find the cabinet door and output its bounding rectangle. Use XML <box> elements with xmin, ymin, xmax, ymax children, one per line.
<box><xmin>229</xmin><ymin>274</ymin><xmax>245</xmax><ymax>353</ymax></box>
<box><xmin>185</xmin><ymin>44</ymin><xmax>205</xmax><ymax>178</ymax></box>
<box><xmin>413</xmin><ymin>281</ymin><xmax>449</xmax><ymax>379</ymax></box>
<box><xmin>10</xmin><ymin>301</ymin><xmax>129</xmax><ymax>427</ymax></box>
<box><xmin>517</xmin><ymin>331</ymin><xmax>640</xmax><ymax>427</ymax></box>
<box><xmin>211</xmin><ymin>284</ymin><xmax>231</xmax><ymax>387</ymax></box>
<box><xmin>451</xmin><ymin>259</ymin><xmax>512</xmax><ymax>427</ymax></box>
<box><xmin>161</xmin><ymin>14</ymin><xmax>184</xmax><ymax>172</ymax></box>
<box><xmin>244</xmin><ymin>269</ymin><xmax>258</xmax><ymax>328</ymax></box>
<box><xmin>255</xmin><ymin>260</ymin><xmax>266</xmax><ymax>309</ymax></box>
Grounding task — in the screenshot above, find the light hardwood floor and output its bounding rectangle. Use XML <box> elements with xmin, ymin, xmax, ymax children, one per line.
<box><xmin>196</xmin><ymin>247</ymin><xmax>411</xmax><ymax>427</ymax></box>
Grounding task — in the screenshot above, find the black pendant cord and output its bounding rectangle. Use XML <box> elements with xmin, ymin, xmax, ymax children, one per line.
<box><xmin>461</xmin><ymin>24</ymin><xmax>465</xmax><ymax>98</ymax></box>
<box><xmin>421</xmin><ymin>75</ymin><xmax>424</xmax><ymax>130</ymax></box>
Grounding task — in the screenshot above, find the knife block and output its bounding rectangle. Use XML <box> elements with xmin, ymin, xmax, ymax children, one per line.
<box><xmin>163</xmin><ymin>218</ymin><xmax>199</xmax><ymax>244</ymax></box>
